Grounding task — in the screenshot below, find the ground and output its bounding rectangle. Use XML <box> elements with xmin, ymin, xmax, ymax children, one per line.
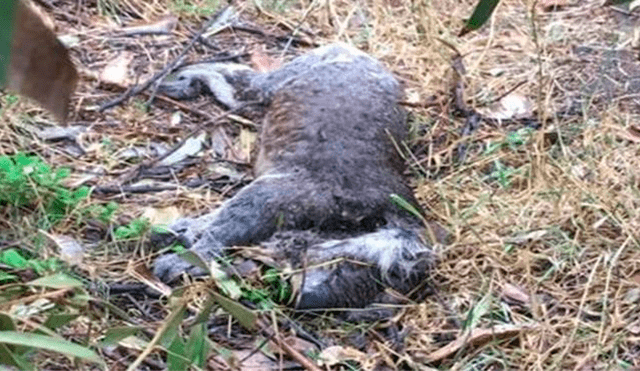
<box><xmin>1</xmin><ymin>0</ymin><xmax>640</xmax><ymax>370</ymax></box>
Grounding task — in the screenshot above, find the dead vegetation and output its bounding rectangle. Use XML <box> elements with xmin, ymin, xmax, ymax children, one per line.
<box><xmin>1</xmin><ymin>0</ymin><xmax>640</xmax><ymax>370</ymax></box>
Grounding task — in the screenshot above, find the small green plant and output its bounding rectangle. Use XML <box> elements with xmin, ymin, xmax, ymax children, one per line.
<box><xmin>488</xmin><ymin>160</ymin><xmax>518</xmax><ymax>188</ymax></box>
<box><xmin>0</xmin><ymin>248</ymin><xmax>61</xmax><ymax>278</ymax></box>
<box><xmin>240</xmin><ymin>268</ymin><xmax>292</xmax><ymax>309</ymax></box>
<box><xmin>114</xmin><ymin>217</ymin><xmax>150</xmax><ymax>240</ymax></box>
<box><xmin>0</xmin><ymin>274</ymin><xmax>103</xmax><ymax>369</ymax></box>
<box><xmin>3</xmin><ymin>93</ymin><xmax>19</xmax><ymax>106</ymax></box>
<box><xmin>0</xmin><ymin>153</ymin><xmax>90</xmax><ymax>227</ymax></box>
<box><xmin>485</xmin><ymin>127</ymin><xmax>534</xmax><ymax>155</ymax></box>
<box><xmin>89</xmin><ymin>201</ymin><xmax>119</xmax><ymax>224</ymax></box>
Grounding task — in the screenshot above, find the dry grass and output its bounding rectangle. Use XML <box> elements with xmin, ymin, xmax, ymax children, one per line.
<box><xmin>1</xmin><ymin>0</ymin><xmax>640</xmax><ymax>369</ymax></box>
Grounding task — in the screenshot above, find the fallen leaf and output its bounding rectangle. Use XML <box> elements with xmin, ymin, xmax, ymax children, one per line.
<box><xmin>120</xmin><ymin>16</ymin><xmax>178</xmax><ymax>36</ymax></box>
<box><xmin>30</xmin><ymin>125</ymin><xmax>86</xmax><ymax>141</ymax></box>
<box><xmin>141</xmin><ymin>206</ymin><xmax>181</xmax><ymax>226</ymax></box>
<box><xmin>502</xmin><ymin>283</ymin><xmax>530</xmax><ymax>305</ymax></box>
<box><xmin>41</xmin><ymin>231</ymin><xmax>85</xmax><ymax>265</ymax></box>
<box><xmin>505</xmin><ymin>229</ymin><xmax>548</xmax><ymax>244</ymax></box>
<box><xmin>100</xmin><ymin>52</ymin><xmax>134</xmax><ymax>85</ymax></box>
<box><xmin>268</xmin><ymin>336</ymin><xmax>316</xmax><ymax>357</ymax></box>
<box><xmin>238</xmin><ymin>129</ymin><xmax>257</xmax><ymax>162</ymax></box>
<box><xmin>158</xmin><ymin>131</ymin><xmax>206</xmax><ymax>166</ymax></box>
<box><xmin>317</xmin><ymin>345</ymin><xmax>367</xmax><ymax>367</ymax></box>
<box><xmin>250</xmin><ymin>48</ymin><xmax>282</xmax><ymax>73</ymax></box>
<box><xmin>129</xmin><ymin>260</ymin><xmax>172</xmax><ymax>296</ymax></box>
<box><xmin>480</xmin><ymin>94</ymin><xmax>532</xmax><ymax>120</ymax></box>
<box><xmin>425</xmin><ymin>324</ymin><xmax>535</xmax><ymax>362</ymax></box>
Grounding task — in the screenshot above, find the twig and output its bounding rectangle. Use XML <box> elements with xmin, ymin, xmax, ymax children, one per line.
<box><xmin>258</xmin><ymin>318</ymin><xmax>322</xmax><ymax>371</ymax></box>
<box><xmin>483</xmin><ymin>80</ymin><xmax>527</xmax><ymax>106</ymax></box>
<box><xmin>231</xmin><ymin>25</ymin><xmax>316</xmax><ymax>47</ymax></box>
<box><xmin>280</xmin><ymin>0</ymin><xmax>319</xmax><ymax>57</ymax></box>
<box><xmin>99</xmin><ymin>5</ymin><xmax>233</xmax><ymax>111</ymax></box>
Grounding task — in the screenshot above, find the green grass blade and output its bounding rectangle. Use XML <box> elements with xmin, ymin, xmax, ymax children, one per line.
<box><xmin>28</xmin><ymin>273</ymin><xmax>84</xmax><ymax>289</ymax></box>
<box><xmin>0</xmin><ymin>331</ymin><xmax>102</xmax><ymax>364</ymax></box>
<box><xmin>459</xmin><ymin>0</ymin><xmax>501</xmax><ymax>36</ymax></box>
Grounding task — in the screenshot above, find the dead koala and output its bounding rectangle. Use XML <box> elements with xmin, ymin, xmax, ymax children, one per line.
<box><xmin>153</xmin><ymin>43</ymin><xmax>435</xmax><ymax>310</ymax></box>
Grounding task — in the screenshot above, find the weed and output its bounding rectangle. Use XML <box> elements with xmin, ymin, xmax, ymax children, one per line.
<box><xmin>486</xmin><ymin>160</ymin><xmax>518</xmax><ymax>188</ymax></box>
<box><xmin>0</xmin><ymin>153</ymin><xmax>90</xmax><ymax>228</ymax></box>
<box><xmin>240</xmin><ymin>268</ymin><xmax>292</xmax><ymax>310</ymax></box>
<box><xmin>0</xmin><ymin>248</ymin><xmax>60</xmax><ymax>277</ymax></box>
<box><xmin>2</xmin><ymin>94</ymin><xmax>19</xmax><ymax>107</ymax></box>
<box><xmin>114</xmin><ymin>217</ymin><xmax>150</xmax><ymax>240</ymax></box>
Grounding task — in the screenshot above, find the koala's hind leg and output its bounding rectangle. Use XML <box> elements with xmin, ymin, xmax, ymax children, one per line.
<box><xmin>153</xmin><ymin>176</ymin><xmax>286</xmax><ymax>283</ymax></box>
<box><xmin>157</xmin><ymin>63</ymin><xmax>257</xmax><ymax>109</ymax></box>
<box><xmin>287</xmin><ymin>227</ymin><xmax>434</xmax><ymax>310</ymax></box>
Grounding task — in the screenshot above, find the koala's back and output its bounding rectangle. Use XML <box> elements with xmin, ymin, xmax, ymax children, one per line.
<box><xmin>252</xmin><ymin>45</ymin><xmax>415</xmax><ymax>231</ymax></box>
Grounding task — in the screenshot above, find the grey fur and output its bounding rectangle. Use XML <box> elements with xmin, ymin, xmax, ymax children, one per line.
<box><xmin>153</xmin><ymin>43</ymin><xmax>435</xmax><ymax>310</ymax></box>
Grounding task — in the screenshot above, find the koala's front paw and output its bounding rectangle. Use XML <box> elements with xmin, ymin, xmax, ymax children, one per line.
<box><xmin>153</xmin><ymin>231</ymin><xmax>225</xmax><ymax>283</ymax></box>
<box><xmin>150</xmin><ymin>217</ymin><xmax>204</xmax><ymax>249</ymax></box>
<box><xmin>153</xmin><ymin>251</ymin><xmax>209</xmax><ymax>283</ymax></box>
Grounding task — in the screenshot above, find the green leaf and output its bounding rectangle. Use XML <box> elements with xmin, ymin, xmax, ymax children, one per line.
<box><xmin>167</xmin><ymin>336</ymin><xmax>187</xmax><ymax>371</ymax></box>
<box><xmin>0</xmin><ymin>249</ymin><xmax>28</xmax><ymax>269</ymax></box>
<box><xmin>43</xmin><ymin>313</ymin><xmax>80</xmax><ymax>330</ymax></box>
<box><xmin>390</xmin><ymin>193</ymin><xmax>425</xmax><ymax>222</ymax></box>
<box><xmin>0</xmin><ymin>331</ymin><xmax>102</xmax><ymax>364</ymax></box>
<box><xmin>0</xmin><ymin>342</ymin><xmax>34</xmax><ymax>371</ymax></box>
<box><xmin>176</xmin><ymin>250</ymin><xmax>211</xmax><ymax>275</ymax></box>
<box><xmin>28</xmin><ymin>273</ymin><xmax>84</xmax><ymax>289</ymax></box>
<box><xmin>0</xmin><ymin>0</ymin><xmax>18</xmax><ymax>86</ymax></box>
<box><xmin>157</xmin><ymin>305</ymin><xmax>186</xmax><ymax>349</ymax></box>
<box><xmin>185</xmin><ymin>323</ymin><xmax>209</xmax><ymax>368</ymax></box>
<box><xmin>459</xmin><ymin>0</ymin><xmax>501</xmax><ymax>37</ymax></box>
<box><xmin>209</xmin><ymin>290</ymin><xmax>257</xmax><ymax>331</ymax></box>
<box><xmin>101</xmin><ymin>326</ymin><xmax>144</xmax><ymax>347</ymax></box>
<box><xmin>210</xmin><ymin>261</ymin><xmax>241</xmax><ymax>300</ymax></box>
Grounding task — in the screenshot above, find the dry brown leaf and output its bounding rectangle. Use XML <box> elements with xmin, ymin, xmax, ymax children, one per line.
<box><xmin>425</xmin><ymin>324</ymin><xmax>535</xmax><ymax>362</ymax></box>
<box><xmin>120</xmin><ymin>16</ymin><xmax>178</xmax><ymax>36</ymax></box>
<box><xmin>250</xmin><ymin>48</ymin><xmax>282</xmax><ymax>73</ymax></box>
<box><xmin>41</xmin><ymin>231</ymin><xmax>85</xmax><ymax>265</ymax></box>
<box><xmin>141</xmin><ymin>206</ymin><xmax>181</xmax><ymax>226</ymax></box>
<box><xmin>128</xmin><ymin>260</ymin><xmax>172</xmax><ymax>296</ymax></box>
<box><xmin>7</xmin><ymin>0</ymin><xmax>78</xmax><ymax>122</ymax></box>
<box><xmin>317</xmin><ymin>345</ymin><xmax>368</xmax><ymax>367</ymax></box>
<box><xmin>268</xmin><ymin>336</ymin><xmax>316</xmax><ymax>357</ymax></box>
<box><xmin>100</xmin><ymin>52</ymin><xmax>134</xmax><ymax>85</ymax></box>
<box><xmin>502</xmin><ymin>283</ymin><xmax>530</xmax><ymax>305</ymax></box>
<box><xmin>238</xmin><ymin>129</ymin><xmax>257</xmax><ymax>163</ymax></box>
<box><xmin>229</xmin><ymin>349</ymin><xmax>289</xmax><ymax>370</ymax></box>
<box><xmin>479</xmin><ymin>94</ymin><xmax>532</xmax><ymax>120</ymax></box>
<box><xmin>505</xmin><ymin>229</ymin><xmax>548</xmax><ymax>245</ymax></box>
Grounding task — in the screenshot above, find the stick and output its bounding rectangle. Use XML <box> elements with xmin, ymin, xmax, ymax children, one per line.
<box><xmin>99</xmin><ymin>5</ymin><xmax>233</xmax><ymax>111</ymax></box>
